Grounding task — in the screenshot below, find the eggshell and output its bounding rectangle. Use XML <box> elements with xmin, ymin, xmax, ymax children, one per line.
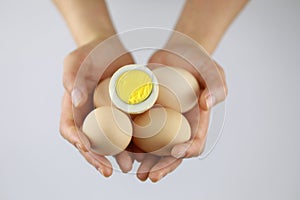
<box><xmin>133</xmin><ymin>107</ymin><xmax>191</xmax><ymax>156</ymax></box>
<box><xmin>153</xmin><ymin>67</ymin><xmax>200</xmax><ymax>113</ymax></box>
<box><xmin>93</xmin><ymin>78</ymin><xmax>112</xmax><ymax>108</ymax></box>
<box><xmin>82</xmin><ymin>106</ymin><xmax>132</xmax><ymax>156</ymax></box>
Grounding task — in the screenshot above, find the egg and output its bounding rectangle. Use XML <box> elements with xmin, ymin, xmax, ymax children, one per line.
<box><xmin>93</xmin><ymin>78</ymin><xmax>112</xmax><ymax>108</ymax></box>
<box><xmin>82</xmin><ymin>106</ymin><xmax>132</xmax><ymax>156</ymax></box>
<box><xmin>153</xmin><ymin>67</ymin><xmax>200</xmax><ymax>113</ymax></box>
<box><xmin>132</xmin><ymin>107</ymin><xmax>191</xmax><ymax>156</ymax></box>
<box><xmin>109</xmin><ymin>64</ymin><xmax>159</xmax><ymax>114</ymax></box>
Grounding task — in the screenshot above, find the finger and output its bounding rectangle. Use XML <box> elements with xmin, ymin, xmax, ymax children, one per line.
<box><xmin>79</xmin><ymin>150</ymin><xmax>113</xmax><ymax>177</ymax></box>
<box><xmin>130</xmin><ymin>143</ymin><xmax>146</xmax><ymax>162</ymax></box>
<box><xmin>171</xmin><ymin>138</ymin><xmax>205</xmax><ymax>159</ymax></box>
<box><xmin>89</xmin><ymin>151</ymin><xmax>113</xmax><ymax>177</ymax></box>
<box><xmin>125</xmin><ymin>141</ymin><xmax>146</xmax><ymax>163</ymax></box>
<box><xmin>199</xmin><ymin>61</ymin><xmax>228</xmax><ymax>110</ymax></box>
<box><xmin>193</xmin><ymin>108</ymin><xmax>210</xmax><ymax>139</ymax></box>
<box><xmin>136</xmin><ymin>155</ymin><xmax>159</xmax><ymax>182</ymax></box>
<box><xmin>70</xmin><ymin>52</ymin><xmax>134</xmax><ymax>108</ymax></box>
<box><xmin>63</xmin><ymin>48</ymin><xmax>86</xmax><ymax>93</ymax></box>
<box><xmin>71</xmin><ymin>37</ymin><xmax>130</xmax><ymax>108</ymax></box>
<box><xmin>59</xmin><ymin>93</ymin><xmax>90</xmax><ymax>151</ymax></box>
<box><xmin>63</xmin><ymin>39</ymin><xmax>106</xmax><ymax>93</ymax></box>
<box><xmin>62</xmin><ymin>44</ymin><xmax>103</xmax><ymax>108</ymax></box>
<box><xmin>62</xmin><ymin>47</ymin><xmax>93</xmax><ymax>126</ymax></box>
<box><xmin>171</xmin><ymin>109</ymin><xmax>210</xmax><ymax>158</ymax></box>
<box><xmin>148</xmin><ymin>157</ymin><xmax>183</xmax><ymax>183</ymax></box>
<box><xmin>115</xmin><ymin>151</ymin><xmax>134</xmax><ymax>173</ymax></box>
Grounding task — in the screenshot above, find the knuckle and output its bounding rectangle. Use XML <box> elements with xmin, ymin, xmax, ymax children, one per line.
<box><xmin>63</xmin><ymin>49</ymin><xmax>86</xmax><ymax>73</ymax></box>
<box><xmin>63</xmin><ymin>50</ymin><xmax>79</xmax><ymax>67</ymax></box>
<box><xmin>59</xmin><ymin>123</ymin><xmax>67</xmax><ymax>140</ymax></box>
<box><xmin>62</xmin><ymin>73</ymin><xmax>73</xmax><ymax>92</ymax></box>
<box><xmin>59</xmin><ymin>121</ymin><xmax>75</xmax><ymax>145</ymax></box>
<box><xmin>215</xmin><ymin>62</ymin><xmax>226</xmax><ymax>79</ymax></box>
<box><xmin>191</xmin><ymin>147</ymin><xmax>202</xmax><ymax>157</ymax></box>
<box><xmin>224</xmin><ymin>84</ymin><xmax>229</xmax><ymax>97</ymax></box>
<box><xmin>218</xmin><ymin>65</ymin><xmax>225</xmax><ymax>75</ymax></box>
<box><xmin>221</xmin><ymin>78</ymin><xmax>228</xmax><ymax>97</ymax></box>
<box><xmin>186</xmin><ymin>144</ymin><xmax>202</xmax><ymax>158</ymax></box>
<box><xmin>194</xmin><ymin>148</ymin><xmax>202</xmax><ymax>157</ymax></box>
<box><xmin>215</xmin><ymin>64</ymin><xmax>228</xmax><ymax>98</ymax></box>
<box><xmin>62</xmin><ymin>50</ymin><xmax>82</xmax><ymax>91</ymax></box>
<box><xmin>218</xmin><ymin>67</ymin><xmax>226</xmax><ymax>82</ymax></box>
<box><xmin>185</xmin><ymin>149</ymin><xmax>194</xmax><ymax>158</ymax></box>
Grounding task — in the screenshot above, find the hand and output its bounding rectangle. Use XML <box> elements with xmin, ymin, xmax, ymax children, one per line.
<box><xmin>134</xmin><ymin>37</ymin><xmax>228</xmax><ymax>182</ymax></box>
<box><xmin>59</xmin><ymin>35</ymin><xmax>136</xmax><ymax>177</ymax></box>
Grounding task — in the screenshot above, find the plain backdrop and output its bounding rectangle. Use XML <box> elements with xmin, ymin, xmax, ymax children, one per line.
<box><xmin>0</xmin><ymin>0</ymin><xmax>299</xmax><ymax>200</ymax></box>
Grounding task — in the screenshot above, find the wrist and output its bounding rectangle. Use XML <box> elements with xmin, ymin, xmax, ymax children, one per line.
<box><xmin>174</xmin><ymin>0</ymin><xmax>248</xmax><ymax>54</ymax></box>
<box><xmin>66</xmin><ymin>13</ymin><xmax>116</xmax><ymax>46</ymax></box>
<box><xmin>54</xmin><ymin>0</ymin><xmax>116</xmax><ymax>46</ymax></box>
<box><xmin>174</xmin><ymin>6</ymin><xmax>226</xmax><ymax>54</ymax></box>
<box><xmin>174</xmin><ymin>25</ymin><xmax>221</xmax><ymax>55</ymax></box>
<box><xmin>77</xmin><ymin>29</ymin><xmax>116</xmax><ymax>47</ymax></box>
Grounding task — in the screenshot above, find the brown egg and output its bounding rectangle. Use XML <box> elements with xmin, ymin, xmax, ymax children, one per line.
<box><xmin>93</xmin><ymin>78</ymin><xmax>112</xmax><ymax>108</ymax></box>
<box><xmin>82</xmin><ymin>106</ymin><xmax>132</xmax><ymax>156</ymax></box>
<box><xmin>133</xmin><ymin>107</ymin><xmax>191</xmax><ymax>156</ymax></box>
<box><xmin>153</xmin><ymin>67</ymin><xmax>200</xmax><ymax>113</ymax></box>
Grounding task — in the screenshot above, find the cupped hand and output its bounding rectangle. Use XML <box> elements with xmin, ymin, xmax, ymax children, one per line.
<box><xmin>134</xmin><ymin>36</ymin><xmax>228</xmax><ymax>182</ymax></box>
<box><xmin>59</xmin><ymin>35</ymin><xmax>135</xmax><ymax>177</ymax></box>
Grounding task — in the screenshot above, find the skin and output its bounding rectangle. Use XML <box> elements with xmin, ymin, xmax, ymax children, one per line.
<box><xmin>54</xmin><ymin>0</ymin><xmax>248</xmax><ymax>182</ymax></box>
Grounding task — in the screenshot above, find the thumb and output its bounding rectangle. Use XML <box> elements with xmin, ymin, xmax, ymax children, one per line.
<box><xmin>199</xmin><ymin>88</ymin><xmax>217</xmax><ymax>110</ymax></box>
<box><xmin>64</xmin><ymin>56</ymin><xmax>89</xmax><ymax>108</ymax></box>
<box><xmin>63</xmin><ymin>37</ymin><xmax>131</xmax><ymax>108</ymax></box>
<box><xmin>71</xmin><ymin>87</ymin><xmax>89</xmax><ymax>108</ymax></box>
<box><xmin>199</xmin><ymin>61</ymin><xmax>228</xmax><ymax>110</ymax></box>
<box><xmin>63</xmin><ymin>43</ymin><xmax>98</xmax><ymax>108</ymax></box>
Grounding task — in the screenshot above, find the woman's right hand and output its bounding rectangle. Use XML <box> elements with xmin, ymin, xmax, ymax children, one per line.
<box><xmin>59</xmin><ymin>36</ymin><xmax>135</xmax><ymax>177</ymax></box>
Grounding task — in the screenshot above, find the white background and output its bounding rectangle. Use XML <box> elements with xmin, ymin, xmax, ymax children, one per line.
<box><xmin>0</xmin><ymin>0</ymin><xmax>299</xmax><ymax>199</ymax></box>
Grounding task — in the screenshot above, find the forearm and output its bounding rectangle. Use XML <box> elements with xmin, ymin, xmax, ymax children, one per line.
<box><xmin>53</xmin><ymin>0</ymin><xmax>116</xmax><ymax>46</ymax></box>
<box><xmin>175</xmin><ymin>0</ymin><xmax>248</xmax><ymax>53</ymax></box>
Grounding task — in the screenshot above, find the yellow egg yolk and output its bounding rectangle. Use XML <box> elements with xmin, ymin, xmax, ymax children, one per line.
<box><xmin>116</xmin><ymin>70</ymin><xmax>153</xmax><ymax>104</ymax></box>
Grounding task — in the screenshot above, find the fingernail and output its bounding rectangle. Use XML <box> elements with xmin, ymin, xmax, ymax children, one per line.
<box><xmin>71</xmin><ymin>88</ymin><xmax>82</xmax><ymax>107</ymax></box>
<box><xmin>122</xmin><ymin>163</ymin><xmax>132</xmax><ymax>173</ymax></box>
<box><xmin>75</xmin><ymin>143</ymin><xmax>83</xmax><ymax>152</ymax></box>
<box><xmin>159</xmin><ymin>173</ymin><xmax>168</xmax><ymax>181</ymax></box>
<box><xmin>172</xmin><ymin>148</ymin><xmax>186</xmax><ymax>159</ymax></box>
<box><xmin>98</xmin><ymin>168</ymin><xmax>104</xmax><ymax>176</ymax></box>
<box><xmin>152</xmin><ymin>172</ymin><xmax>165</xmax><ymax>183</ymax></box>
<box><xmin>156</xmin><ymin>175</ymin><xmax>163</xmax><ymax>182</ymax></box>
<box><xmin>206</xmin><ymin>93</ymin><xmax>216</xmax><ymax>109</ymax></box>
